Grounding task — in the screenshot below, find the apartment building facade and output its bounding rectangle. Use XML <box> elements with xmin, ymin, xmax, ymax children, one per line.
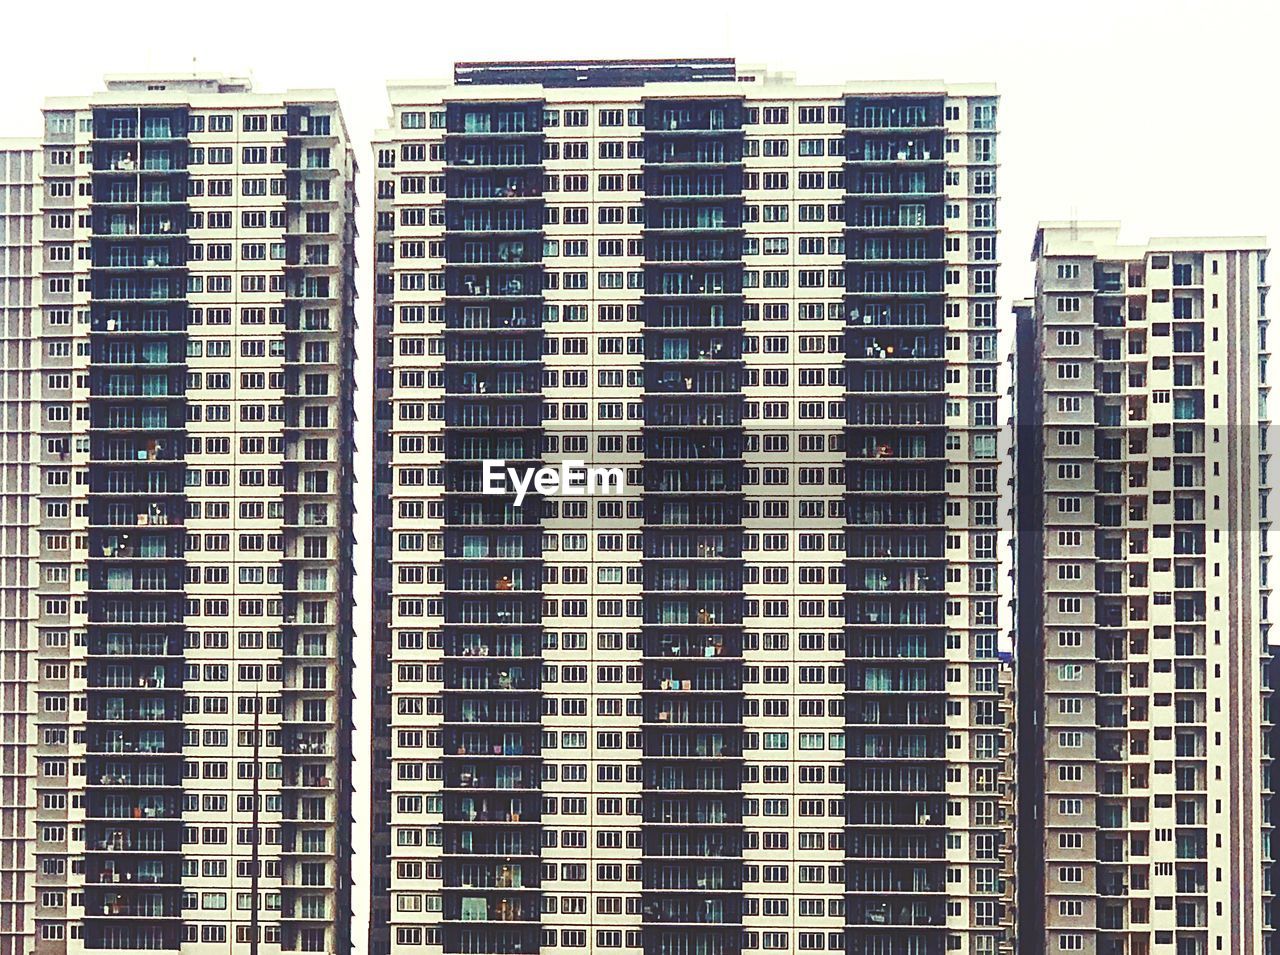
<box><xmin>370</xmin><ymin>58</ymin><xmax>1014</xmax><ymax>955</ymax></box>
<box><xmin>1012</xmin><ymin>296</ymin><xmax>1045</xmax><ymax>953</ymax></box>
<box><xmin>0</xmin><ymin>139</ymin><xmax>42</xmax><ymax>955</ymax></box>
<box><xmin>1025</xmin><ymin>223</ymin><xmax>1272</xmax><ymax>955</ymax></box>
<box><xmin>1</xmin><ymin>75</ymin><xmax>358</xmax><ymax>954</ymax></box>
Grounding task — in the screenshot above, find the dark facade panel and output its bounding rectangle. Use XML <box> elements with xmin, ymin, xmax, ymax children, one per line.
<box><xmin>455</xmin><ymin>60</ymin><xmax>738</xmax><ymax>89</ymax></box>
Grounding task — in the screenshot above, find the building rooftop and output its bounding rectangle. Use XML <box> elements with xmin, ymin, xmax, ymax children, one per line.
<box><xmin>102</xmin><ymin>74</ymin><xmax>253</xmax><ymax>94</ymax></box>
<box><xmin>453</xmin><ymin>58</ymin><xmax>739</xmax><ymax>88</ymax></box>
<box><xmin>1033</xmin><ymin>221</ymin><xmax>1268</xmax><ymax>260</ymax></box>
<box><xmin>384</xmin><ymin>65</ymin><xmax>996</xmax><ymax>115</ymax></box>
<box><xmin>39</xmin><ymin>78</ymin><xmax>353</xmax><ymax>143</ymax></box>
<box><xmin>43</xmin><ymin>75</ymin><xmax>345</xmax><ymax>109</ymax></box>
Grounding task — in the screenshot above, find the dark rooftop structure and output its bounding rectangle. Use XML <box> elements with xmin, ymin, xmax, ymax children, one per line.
<box><xmin>452</xmin><ymin>58</ymin><xmax>739</xmax><ymax>87</ymax></box>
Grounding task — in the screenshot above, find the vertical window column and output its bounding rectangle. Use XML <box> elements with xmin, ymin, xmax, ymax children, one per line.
<box><xmin>640</xmin><ymin>96</ymin><xmax>747</xmax><ymax>955</ymax></box>
<box><xmin>278</xmin><ymin>104</ymin><xmax>351</xmax><ymax>955</ymax></box>
<box><xmin>83</xmin><ymin>104</ymin><xmax>189</xmax><ymax>951</ymax></box>
<box><xmin>440</xmin><ymin>99</ymin><xmax>547</xmax><ymax>955</ymax></box>
<box><xmin>842</xmin><ymin>95</ymin><xmax>950</xmax><ymax>955</ymax></box>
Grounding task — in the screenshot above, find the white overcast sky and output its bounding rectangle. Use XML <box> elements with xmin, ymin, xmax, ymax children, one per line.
<box><xmin>2</xmin><ymin>0</ymin><xmax>1276</xmax><ymax>947</ymax></box>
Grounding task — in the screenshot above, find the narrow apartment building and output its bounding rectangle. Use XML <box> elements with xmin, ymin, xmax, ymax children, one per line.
<box><xmin>1026</xmin><ymin>222</ymin><xmax>1272</xmax><ymax>955</ymax></box>
<box><xmin>15</xmin><ymin>75</ymin><xmax>357</xmax><ymax>953</ymax></box>
<box><xmin>370</xmin><ymin>58</ymin><xmax>1014</xmax><ymax>955</ymax></box>
<box><xmin>1013</xmin><ymin>296</ymin><xmax>1046</xmax><ymax>953</ymax></box>
<box><xmin>0</xmin><ymin>139</ymin><xmax>42</xmax><ymax>955</ymax></box>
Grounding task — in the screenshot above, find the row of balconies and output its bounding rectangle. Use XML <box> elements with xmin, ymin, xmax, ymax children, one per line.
<box><xmin>647</xmin><ymin>367</ymin><xmax>744</xmax><ymax>394</ymax></box>
<box><xmin>644</xmin><ymin>332</ymin><xmax>743</xmax><ymax>362</ymax></box>
<box><xmin>844</xmin><ymin>832</ymin><xmax>947</xmax><ymax>860</ymax></box>
<box><xmin>91</xmin><ymin>211</ymin><xmax>185</xmax><ymax>238</ymax></box>
<box><xmin>88</xmin><ymin>695</ymin><xmax>181</xmax><ymax>722</ymax></box>
<box><xmin>91</xmin><ymin>183</ymin><xmax>188</xmax><ymax>206</ymax></box>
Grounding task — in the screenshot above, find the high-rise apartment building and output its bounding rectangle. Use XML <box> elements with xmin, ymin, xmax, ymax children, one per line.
<box><xmin>0</xmin><ymin>75</ymin><xmax>358</xmax><ymax>954</ymax></box>
<box><xmin>1012</xmin><ymin>295</ymin><xmax>1044</xmax><ymax>954</ymax></box>
<box><xmin>370</xmin><ymin>58</ymin><xmax>1014</xmax><ymax>955</ymax></box>
<box><xmin>0</xmin><ymin>138</ymin><xmax>42</xmax><ymax>955</ymax></box>
<box><xmin>1023</xmin><ymin>223</ymin><xmax>1272</xmax><ymax>955</ymax></box>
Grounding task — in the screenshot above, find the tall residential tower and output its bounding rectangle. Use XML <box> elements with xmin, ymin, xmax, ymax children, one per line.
<box><xmin>370</xmin><ymin>59</ymin><xmax>1014</xmax><ymax>955</ymax></box>
<box><xmin>1024</xmin><ymin>222</ymin><xmax>1271</xmax><ymax>955</ymax></box>
<box><xmin>0</xmin><ymin>138</ymin><xmax>42</xmax><ymax>955</ymax></box>
<box><xmin>2</xmin><ymin>75</ymin><xmax>358</xmax><ymax>954</ymax></box>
